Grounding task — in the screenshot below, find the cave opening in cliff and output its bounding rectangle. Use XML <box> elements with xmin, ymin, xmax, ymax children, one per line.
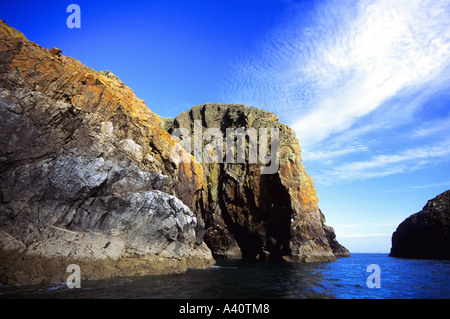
<box><xmin>214</xmin><ymin>168</ymin><xmax>293</xmax><ymax>262</ymax></box>
<box><xmin>260</xmin><ymin>172</ymin><xmax>293</xmax><ymax>261</ymax></box>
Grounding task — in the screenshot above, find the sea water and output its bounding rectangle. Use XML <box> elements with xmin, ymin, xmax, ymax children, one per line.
<box><xmin>1</xmin><ymin>254</ymin><xmax>449</xmax><ymax>299</ymax></box>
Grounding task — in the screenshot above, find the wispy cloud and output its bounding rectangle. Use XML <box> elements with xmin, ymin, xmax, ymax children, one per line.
<box><xmin>338</xmin><ymin>233</ymin><xmax>390</xmax><ymax>239</ymax></box>
<box><xmin>333</xmin><ymin>222</ymin><xmax>400</xmax><ymax>228</ymax></box>
<box><xmin>412</xmin><ymin>117</ymin><xmax>450</xmax><ymax>138</ymax></box>
<box><xmin>411</xmin><ymin>181</ymin><xmax>450</xmax><ymax>190</ymax></box>
<box><xmin>223</xmin><ymin>0</ymin><xmax>450</xmax><ymax>184</ymax></box>
<box><xmin>316</xmin><ymin>139</ymin><xmax>450</xmax><ymax>184</ymax></box>
<box><xmin>304</xmin><ymin>144</ymin><xmax>368</xmax><ymax>164</ymax></box>
<box><xmin>290</xmin><ymin>0</ymin><xmax>450</xmax><ymax>145</ymax></box>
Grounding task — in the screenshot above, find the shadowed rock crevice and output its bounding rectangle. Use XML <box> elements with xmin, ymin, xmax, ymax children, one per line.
<box><xmin>261</xmin><ymin>173</ymin><xmax>293</xmax><ymax>260</ymax></box>
<box><xmin>214</xmin><ymin>166</ymin><xmax>293</xmax><ymax>261</ymax></box>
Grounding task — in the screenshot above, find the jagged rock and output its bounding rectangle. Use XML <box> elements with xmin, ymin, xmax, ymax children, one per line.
<box><xmin>169</xmin><ymin>103</ymin><xmax>348</xmax><ymax>262</ymax></box>
<box><xmin>0</xmin><ymin>21</ymin><xmax>213</xmax><ymax>285</ymax></box>
<box><xmin>323</xmin><ymin>223</ymin><xmax>350</xmax><ymax>257</ymax></box>
<box><xmin>390</xmin><ymin>190</ymin><xmax>450</xmax><ymax>260</ymax></box>
<box><xmin>0</xmin><ymin>20</ymin><xmax>27</xmax><ymax>41</ymax></box>
<box><xmin>49</xmin><ymin>47</ymin><xmax>62</xmax><ymax>56</ymax></box>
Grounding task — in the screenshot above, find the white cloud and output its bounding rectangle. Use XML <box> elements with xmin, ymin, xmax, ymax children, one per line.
<box><xmin>338</xmin><ymin>233</ymin><xmax>390</xmax><ymax>239</ymax></box>
<box><xmin>303</xmin><ymin>144</ymin><xmax>368</xmax><ymax>163</ymax></box>
<box><xmin>411</xmin><ymin>181</ymin><xmax>450</xmax><ymax>190</ymax></box>
<box><xmin>223</xmin><ymin>0</ymin><xmax>450</xmax><ymax>184</ymax></box>
<box><xmin>412</xmin><ymin>117</ymin><xmax>450</xmax><ymax>138</ymax></box>
<box><xmin>317</xmin><ymin>139</ymin><xmax>450</xmax><ymax>184</ymax></box>
<box><xmin>291</xmin><ymin>0</ymin><xmax>450</xmax><ymax>147</ymax></box>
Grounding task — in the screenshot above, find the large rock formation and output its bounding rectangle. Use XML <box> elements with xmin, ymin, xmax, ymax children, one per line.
<box><xmin>0</xmin><ymin>20</ymin><xmax>213</xmax><ymax>285</ymax></box>
<box><xmin>390</xmin><ymin>190</ymin><xmax>450</xmax><ymax>260</ymax></box>
<box><xmin>168</xmin><ymin>103</ymin><xmax>349</xmax><ymax>262</ymax></box>
<box><xmin>0</xmin><ymin>20</ymin><xmax>348</xmax><ymax>285</ymax></box>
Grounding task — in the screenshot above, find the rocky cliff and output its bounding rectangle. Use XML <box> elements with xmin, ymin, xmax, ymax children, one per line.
<box><xmin>0</xmin><ymin>20</ymin><xmax>213</xmax><ymax>285</ymax></box>
<box><xmin>168</xmin><ymin>103</ymin><xmax>349</xmax><ymax>261</ymax></box>
<box><xmin>390</xmin><ymin>190</ymin><xmax>450</xmax><ymax>260</ymax></box>
<box><xmin>0</xmin><ymin>21</ymin><xmax>348</xmax><ymax>285</ymax></box>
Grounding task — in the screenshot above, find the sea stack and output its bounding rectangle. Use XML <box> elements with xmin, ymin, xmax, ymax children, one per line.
<box><xmin>390</xmin><ymin>190</ymin><xmax>450</xmax><ymax>260</ymax></box>
<box><xmin>167</xmin><ymin>103</ymin><xmax>350</xmax><ymax>261</ymax></box>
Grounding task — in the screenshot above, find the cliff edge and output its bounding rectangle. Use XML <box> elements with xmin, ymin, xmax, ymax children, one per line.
<box><xmin>0</xmin><ymin>20</ymin><xmax>213</xmax><ymax>285</ymax></box>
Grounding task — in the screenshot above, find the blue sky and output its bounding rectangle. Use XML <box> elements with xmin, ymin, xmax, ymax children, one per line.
<box><xmin>2</xmin><ymin>0</ymin><xmax>450</xmax><ymax>253</ymax></box>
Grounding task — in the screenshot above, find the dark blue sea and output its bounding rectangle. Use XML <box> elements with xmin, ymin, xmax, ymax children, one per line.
<box><xmin>1</xmin><ymin>254</ymin><xmax>449</xmax><ymax>299</ymax></box>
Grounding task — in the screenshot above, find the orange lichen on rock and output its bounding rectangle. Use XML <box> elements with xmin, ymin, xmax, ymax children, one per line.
<box><xmin>0</xmin><ymin>21</ymin><xmax>214</xmax><ymax>285</ymax></box>
<box><xmin>0</xmin><ymin>19</ymin><xmax>205</xmax><ymax>210</ymax></box>
<box><xmin>0</xmin><ymin>20</ymin><xmax>27</xmax><ymax>40</ymax></box>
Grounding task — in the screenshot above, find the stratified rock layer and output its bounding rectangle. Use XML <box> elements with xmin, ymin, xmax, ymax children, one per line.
<box><xmin>169</xmin><ymin>103</ymin><xmax>349</xmax><ymax>261</ymax></box>
<box><xmin>0</xmin><ymin>21</ymin><xmax>213</xmax><ymax>285</ymax></box>
<box><xmin>390</xmin><ymin>190</ymin><xmax>450</xmax><ymax>260</ymax></box>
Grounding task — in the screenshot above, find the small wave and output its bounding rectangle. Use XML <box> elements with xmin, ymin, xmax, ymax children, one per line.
<box><xmin>44</xmin><ymin>282</ymin><xmax>68</xmax><ymax>291</ymax></box>
<box><xmin>212</xmin><ymin>265</ymin><xmax>238</xmax><ymax>269</ymax></box>
<box><xmin>110</xmin><ymin>278</ymin><xmax>133</xmax><ymax>286</ymax></box>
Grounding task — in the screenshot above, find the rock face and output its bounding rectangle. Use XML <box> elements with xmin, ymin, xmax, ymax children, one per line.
<box><xmin>0</xmin><ymin>20</ymin><xmax>348</xmax><ymax>285</ymax></box>
<box><xmin>0</xmin><ymin>21</ymin><xmax>213</xmax><ymax>285</ymax></box>
<box><xmin>168</xmin><ymin>103</ymin><xmax>349</xmax><ymax>261</ymax></box>
<box><xmin>390</xmin><ymin>190</ymin><xmax>450</xmax><ymax>260</ymax></box>
<box><xmin>323</xmin><ymin>224</ymin><xmax>350</xmax><ymax>258</ymax></box>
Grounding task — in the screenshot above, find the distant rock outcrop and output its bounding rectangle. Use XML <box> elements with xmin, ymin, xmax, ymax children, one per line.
<box><xmin>0</xmin><ymin>20</ymin><xmax>213</xmax><ymax>285</ymax></box>
<box><xmin>390</xmin><ymin>190</ymin><xmax>450</xmax><ymax>260</ymax></box>
<box><xmin>168</xmin><ymin>103</ymin><xmax>349</xmax><ymax>261</ymax></box>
